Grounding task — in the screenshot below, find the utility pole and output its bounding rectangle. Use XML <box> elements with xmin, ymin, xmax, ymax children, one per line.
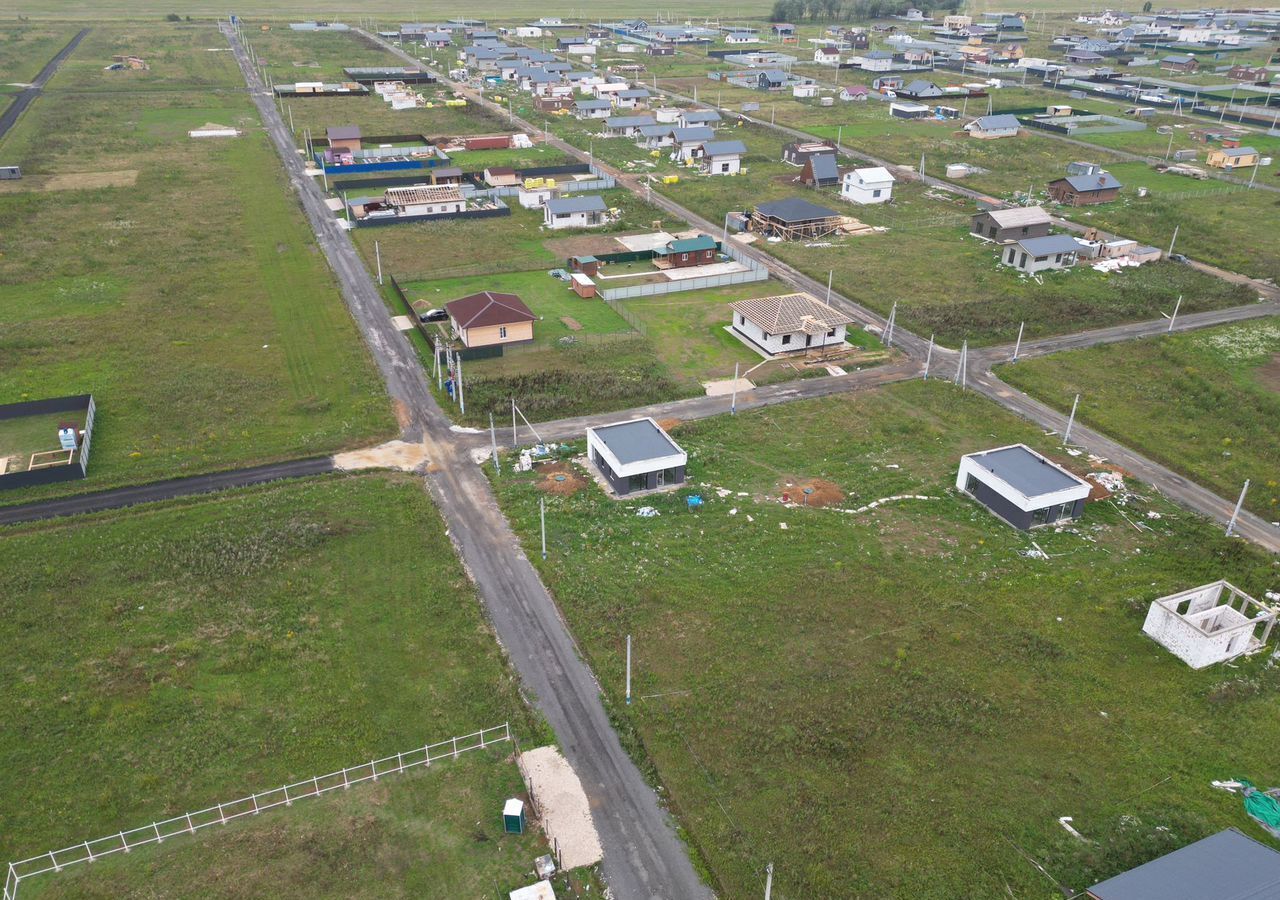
<box><xmin>1167</xmin><ymin>223</ymin><xmax>1179</xmax><ymax>257</ymax></box>
<box><xmin>836</xmin><ymin>124</ymin><xmax>843</xmax><ymax>152</ymax></box>
<box><xmin>764</xmin><ymin>862</ymin><xmax>774</xmax><ymax>900</ymax></box>
<box><xmin>625</xmin><ymin>635</ymin><xmax>632</xmax><ymax>704</ymax></box>
<box><xmin>375</xmin><ymin>240</ymin><xmax>383</xmax><ymax>285</ymax></box>
<box><xmin>489</xmin><ymin>414</ymin><xmax>500</xmax><ymax>475</ymax></box>
<box><xmin>1165</xmin><ymin>129</ymin><xmax>1175</xmax><ymax>160</ymax></box>
<box><xmin>955</xmin><ymin>340</ymin><xmax>968</xmax><ymax>390</ymax></box>
<box><xmin>1226</xmin><ymin>480</ymin><xmax>1250</xmax><ymax>537</ymax></box>
<box><xmin>923</xmin><ymin>334</ymin><xmax>934</xmax><ymax>379</ymax></box>
<box><xmin>731</xmin><ymin>361</ymin><xmax>740</xmax><ymax>414</ymax></box>
<box><xmin>457</xmin><ymin>356</ymin><xmax>465</xmax><ymax>415</ymax></box>
<box><xmin>825</xmin><ymin>269</ymin><xmax>833</xmax><ymax>303</ymax></box>
<box><xmin>512</xmin><ymin>398</ymin><xmax>518</xmax><ymax>446</ymax></box>
<box><xmin>1167</xmin><ymin>295</ymin><xmax>1181</xmax><ymax>332</ymax></box>
<box><xmin>1063</xmin><ymin>393</ymin><xmax>1080</xmax><ymax>445</ymax></box>
<box><xmin>1012</xmin><ymin>321</ymin><xmax>1024</xmax><ymax>362</ymax></box>
<box><xmin>540</xmin><ymin>496</ymin><xmax>547</xmax><ymax>559</ymax></box>
<box><xmin>883</xmin><ymin>302</ymin><xmax>896</xmax><ymax>347</ymax></box>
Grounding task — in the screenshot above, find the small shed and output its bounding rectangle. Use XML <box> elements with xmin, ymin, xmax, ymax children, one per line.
<box><xmin>568</xmin><ymin>255</ymin><xmax>599</xmax><ymax>276</ymax></box>
<box><xmin>325</xmin><ymin>125</ymin><xmax>362</xmax><ymax>153</ymax></box>
<box><xmin>1142</xmin><ymin>581</ymin><xmax>1276</xmax><ymax>669</ymax></box>
<box><xmin>570</xmin><ymin>272</ymin><xmax>597</xmax><ymax>297</ymax></box>
<box><xmin>956</xmin><ymin>444</ymin><xmax>1091</xmax><ymax>529</ymax></box>
<box><xmin>1047</xmin><ymin>172</ymin><xmax>1122</xmax><ymax>206</ymax></box>
<box><xmin>586</xmin><ymin>417</ymin><xmax>687</xmax><ymax>496</ymax></box>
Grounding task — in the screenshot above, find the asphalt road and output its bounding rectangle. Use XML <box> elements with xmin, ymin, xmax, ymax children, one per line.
<box><xmin>0</xmin><ymin>28</ymin><xmax>89</xmax><ymax>143</ymax></box>
<box><xmin>225</xmin><ymin>23</ymin><xmax>711</xmax><ymax>900</ymax></box>
<box><xmin>0</xmin><ymin>458</ymin><xmax>335</xmax><ymax>526</ymax></box>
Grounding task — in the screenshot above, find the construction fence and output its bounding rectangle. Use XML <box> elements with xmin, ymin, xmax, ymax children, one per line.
<box><xmin>3</xmin><ymin>723</ymin><xmax>513</xmax><ymax>900</ymax></box>
<box><xmin>596</xmin><ymin>241</ymin><xmax>769</xmax><ymax>301</ymax></box>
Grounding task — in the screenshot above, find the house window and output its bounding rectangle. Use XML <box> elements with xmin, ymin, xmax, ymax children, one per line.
<box><xmin>721</xmin><ymin>163</ymin><xmax>730</xmax><ymax>173</ymax></box>
<box><xmin>989</xmin><ymin>225</ymin><xmax>998</xmax><ymax>238</ymax></box>
<box><xmin>1021</xmin><ymin>226</ymin><xmax>1028</xmax><ymax>235</ymax></box>
<box><xmin>965</xmin><ymin>474</ymin><xmax>980</xmax><ymax>495</ymax></box>
<box><xmin>872</xmin><ymin>189</ymin><xmax>881</xmax><ymax>197</ymax></box>
<box><xmin>1020</xmin><ymin>253</ymin><xmax>1028</xmax><ymax>267</ymax></box>
<box><xmin>763</xmin><ymin>332</ymin><xmax>771</xmax><ymax>341</ymax></box>
<box><xmin>499</xmin><ymin>326</ymin><xmax>508</xmax><ymax>338</ymax></box>
<box><xmin>781</xmin><ymin>334</ymin><xmax>791</xmax><ymax>345</ymax></box>
<box><xmin>628</xmin><ymin>473</ymin><xmax>648</xmax><ymax>492</ymax></box>
<box><xmin>1032</xmin><ymin>507</ymin><xmax>1050</xmax><ymax>525</ymax></box>
<box><xmin>827</xmin><ymin>328</ymin><xmax>836</xmax><ymax>337</ymax></box>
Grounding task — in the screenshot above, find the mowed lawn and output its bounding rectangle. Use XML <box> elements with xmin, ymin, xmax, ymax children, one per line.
<box><xmin>0</xmin><ymin>474</ymin><xmax>542</xmax><ymax>888</ymax></box>
<box><xmin>492</xmin><ymin>379</ymin><xmax>1280</xmax><ymax>898</ymax></box>
<box><xmin>0</xmin><ymin>69</ymin><xmax>393</xmax><ymax>500</ymax></box>
<box><xmin>999</xmin><ymin>318</ymin><xmax>1280</xmax><ymax>521</ymax></box>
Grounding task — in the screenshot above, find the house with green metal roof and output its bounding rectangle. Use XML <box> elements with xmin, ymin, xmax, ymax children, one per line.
<box><xmin>655</xmin><ymin>234</ymin><xmax>719</xmax><ymax>268</ymax></box>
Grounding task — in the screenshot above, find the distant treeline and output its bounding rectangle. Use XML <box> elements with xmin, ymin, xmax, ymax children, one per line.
<box><xmin>769</xmin><ymin>0</ymin><xmax>960</xmax><ymax>23</ymax></box>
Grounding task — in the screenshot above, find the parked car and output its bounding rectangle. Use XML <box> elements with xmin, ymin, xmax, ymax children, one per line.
<box><xmin>418</xmin><ymin>307</ymin><xmax>448</xmax><ymax>322</ymax></box>
<box><xmin>548</xmin><ymin>268</ymin><xmax>570</xmax><ymax>281</ymax></box>
<box><xmin>1168</xmin><ymin>253</ymin><xmax>1189</xmax><ymax>264</ymax></box>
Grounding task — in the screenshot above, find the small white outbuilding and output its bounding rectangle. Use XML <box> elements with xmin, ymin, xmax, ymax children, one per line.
<box><xmin>840</xmin><ymin>166</ymin><xmax>895</xmax><ymax>205</ymax></box>
<box><xmin>1142</xmin><ymin>581</ymin><xmax>1276</xmax><ymax>669</ymax></box>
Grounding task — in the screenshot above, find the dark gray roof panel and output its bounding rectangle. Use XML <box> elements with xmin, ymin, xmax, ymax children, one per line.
<box><xmin>1088</xmin><ymin>829</ymin><xmax>1280</xmax><ymax>900</ymax></box>
<box><xmin>969</xmin><ymin>445</ymin><xmax>1084</xmax><ymax>497</ymax></box>
<box><xmin>592</xmin><ymin>419</ymin><xmax>683</xmax><ymax>465</ymax></box>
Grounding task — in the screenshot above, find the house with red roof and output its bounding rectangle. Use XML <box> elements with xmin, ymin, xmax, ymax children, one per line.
<box><xmin>445</xmin><ymin>291</ymin><xmax>537</xmax><ymax>348</ymax></box>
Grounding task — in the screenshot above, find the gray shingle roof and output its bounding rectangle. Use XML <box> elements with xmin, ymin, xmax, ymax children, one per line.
<box><xmin>970</xmin><ymin>114</ymin><xmax>1020</xmax><ymax>131</ymax></box>
<box><xmin>1059</xmin><ymin>172</ymin><xmax>1122</xmax><ymax>191</ymax></box>
<box><xmin>756</xmin><ymin>197</ymin><xmax>841</xmax><ymax>222</ymax></box>
<box><xmin>1016</xmin><ymin>234</ymin><xmax>1083</xmax><ymax>256</ymax></box>
<box><xmin>699</xmin><ymin>140</ymin><xmax>746</xmax><ymax>157</ymax></box>
<box><xmin>545</xmin><ymin>194</ymin><xmax>607</xmax><ymax>214</ymax></box>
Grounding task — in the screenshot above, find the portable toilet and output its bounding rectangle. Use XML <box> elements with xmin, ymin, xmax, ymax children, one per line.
<box><xmin>503</xmin><ymin>798</ymin><xmax>526</xmax><ymax>834</ymax></box>
<box><xmin>57</xmin><ymin>425</ymin><xmax>78</xmax><ymax>450</ymax></box>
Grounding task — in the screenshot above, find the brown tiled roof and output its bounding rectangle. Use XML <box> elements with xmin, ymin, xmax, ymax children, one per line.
<box><xmin>731</xmin><ymin>292</ymin><xmax>853</xmax><ymax>335</ymax></box>
<box><xmin>446</xmin><ymin>291</ymin><xmax>536</xmax><ymax>329</ymax></box>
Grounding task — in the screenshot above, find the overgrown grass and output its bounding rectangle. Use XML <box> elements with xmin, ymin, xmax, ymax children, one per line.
<box><xmin>998</xmin><ymin>317</ymin><xmax>1280</xmax><ymax>520</ymax></box>
<box><xmin>0</xmin><ymin>76</ymin><xmax>393</xmax><ymax>502</ymax></box>
<box><xmin>0</xmin><ymin>24</ymin><xmax>80</xmax><ymax>83</ymax></box>
<box><xmin>0</xmin><ymin>474</ymin><xmax>545</xmax><ymax>875</ymax></box>
<box><xmin>491</xmin><ymin>378</ymin><xmax>1280</xmax><ymax>899</ymax></box>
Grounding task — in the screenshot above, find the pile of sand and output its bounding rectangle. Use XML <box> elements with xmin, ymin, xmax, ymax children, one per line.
<box><xmin>518</xmin><ymin>746</ymin><xmax>603</xmax><ymax>870</ymax></box>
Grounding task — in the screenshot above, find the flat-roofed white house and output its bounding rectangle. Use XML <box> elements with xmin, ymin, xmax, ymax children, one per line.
<box><xmin>1142</xmin><ymin>581</ymin><xmax>1277</xmax><ymax>669</ymax></box>
<box><xmin>543</xmin><ymin>194</ymin><xmax>607</xmax><ymax>228</ymax></box>
<box><xmin>729</xmin><ymin>292</ymin><xmax>853</xmax><ymax>357</ymax></box>
<box><xmin>586</xmin><ymin>417</ymin><xmax>687</xmax><ymax>496</ymax></box>
<box><xmin>956</xmin><ymin>443</ymin><xmax>1091</xmax><ymax>529</ymax></box>
<box><xmin>1000</xmin><ymin>234</ymin><xmax>1082</xmax><ymax>274</ymax></box>
<box><xmin>840</xmin><ymin>166</ymin><xmax>895</xmax><ymax>204</ymax></box>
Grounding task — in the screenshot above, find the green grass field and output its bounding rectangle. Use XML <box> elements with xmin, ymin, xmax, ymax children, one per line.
<box><xmin>0</xmin><ymin>24</ymin><xmax>80</xmax><ymax>83</ymax></box>
<box><xmin>46</xmin><ymin>23</ymin><xmax>244</xmax><ymax>91</ymax></box>
<box><xmin>998</xmin><ymin>318</ymin><xmax>1280</xmax><ymax>521</ymax></box>
<box><xmin>24</xmin><ymin>754</ymin><xmax>557</xmax><ymax>899</ymax></box>
<box><xmin>0</xmin><ymin>46</ymin><xmax>393</xmax><ymax>501</ymax></box>
<box><xmin>491</xmin><ymin>379</ymin><xmax>1280</xmax><ymax>898</ymax></box>
<box><xmin>0</xmin><ymin>474</ymin><xmax>548</xmax><ymax>890</ymax></box>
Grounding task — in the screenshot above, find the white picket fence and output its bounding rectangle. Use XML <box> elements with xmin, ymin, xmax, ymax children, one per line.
<box><xmin>3</xmin><ymin>723</ymin><xmax>512</xmax><ymax>899</ymax></box>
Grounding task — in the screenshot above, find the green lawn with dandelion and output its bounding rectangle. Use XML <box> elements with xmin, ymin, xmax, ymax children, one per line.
<box><xmin>998</xmin><ymin>318</ymin><xmax>1280</xmax><ymax>521</ymax></box>
<box><xmin>490</xmin><ymin>378</ymin><xmax>1280</xmax><ymax>899</ymax></box>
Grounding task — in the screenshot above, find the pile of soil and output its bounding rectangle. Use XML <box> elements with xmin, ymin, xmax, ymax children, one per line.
<box><xmin>779</xmin><ymin>477</ymin><xmax>845</xmax><ymax>508</ymax></box>
<box><xmin>535</xmin><ymin>462</ymin><xmax>586</xmax><ymax>497</ymax></box>
<box><xmin>655</xmin><ymin>417</ymin><xmax>683</xmax><ymax>433</ymax></box>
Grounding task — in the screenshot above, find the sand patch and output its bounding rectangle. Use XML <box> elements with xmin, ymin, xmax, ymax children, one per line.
<box><xmin>655</xmin><ymin>417</ymin><xmax>683</xmax><ymax>433</ymax></box>
<box><xmin>0</xmin><ymin>170</ymin><xmax>138</xmax><ymax>194</ymax></box>
<box><xmin>702</xmin><ymin>376</ymin><xmax>753</xmax><ymax>397</ymax></box>
<box><xmin>332</xmin><ymin>439</ymin><xmax>429</xmax><ymax>472</ymax></box>
<box><xmin>534</xmin><ymin>461</ymin><xmax>586</xmax><ymax>497</ymax></box>
<box><xmin>778</xmin><ymin>477</ymin><xmax>845</xmax><ymax>508</ymax></box>
<box><xmin>517</xmin><ymin>746</ymin><xmax>603</xmax><ymax>870</ymax></box>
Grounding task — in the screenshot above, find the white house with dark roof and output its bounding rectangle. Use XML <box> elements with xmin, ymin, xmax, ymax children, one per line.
<box><xmin>603</xmin><ymin>115</ymin><xmax>656</xmax><ymax>137</ymax></box>
<box><xmin>729</xmin><ymin>292</ymin><xmax>853</xmax><ymax>356</ymax></box>
<box><xmin>586</xmin><ymin>417</ymin><xmax>687</xmax><ymax>496</ymax></box>
<box><xmin>669</xmin><ymin>126</ymin><xmax>716</xmax><ymax>160</ymax></box>
<box><xmin>543</xmin><ymin>194</ymin><xmax>608</xmax><ymax>228</ymax></box>
<box><xmin>1000</xmin><ymin>234</ymin><xmax>1082</xmax><ymax>273</ymax></box>
<box><xmin>678</xmin><ymin>108</ymin><xmax>721</xmax><ymax>128</ymax></box>
<box><xmin>957</xmin><ymin>444</ymin><xmax>1091</xmax><ymax>529</ymax></box>
<box><xmin>841</xmin><ymin>166</ymin><xmax>895</xmax><ymax>204</ymax></box>
<box><xmin>964</xmin><ymin>114</ymin><xmax>1021</xmax><ymax>138</ymax></box>
<box><xmin>612</xmin><ymin>88</ymin><xmax>651</xmax><ymax>109</ymax></box>
<box><xmin>573</xmin><ymin>98</ymin><xmax>613</xmax><ymax>119</ymax></box>
<box><xmin>856</xmin><ymin>50</ymin><xmax>894</xmax><ymax>71</ymax></box>
<box><xmin>695</xmin><ymin>139</ymin><xmax>746</xmax><ymax>175</ymax></box>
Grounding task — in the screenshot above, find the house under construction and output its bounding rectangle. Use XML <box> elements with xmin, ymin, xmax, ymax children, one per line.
<box><xmin>747</xmin><ymin>197</ymin><xmax>870</xmax><ymax>240</ymax></box>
